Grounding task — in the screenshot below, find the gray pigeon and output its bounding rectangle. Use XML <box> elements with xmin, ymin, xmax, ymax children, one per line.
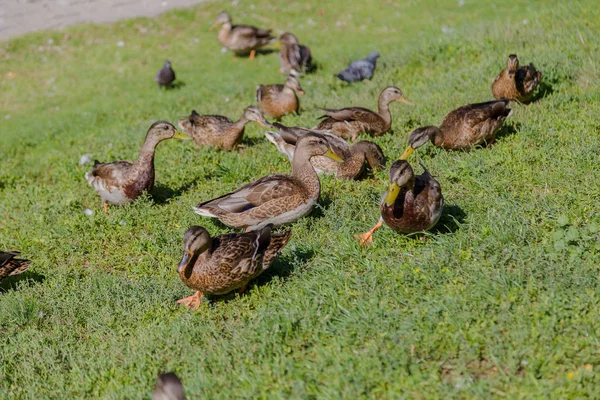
<box><xmin>335</xmin><ymin>51</ymin><xmax>380</xmax><ymax>83</ymax></box>
<box><xmin>155</xmin><ymin>60</ymin><xmax>176</xmax><ymax>88</ymax></box>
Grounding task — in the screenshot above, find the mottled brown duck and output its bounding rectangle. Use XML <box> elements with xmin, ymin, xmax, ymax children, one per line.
<box><xmin>358</xmin><ymin>160</ymin><xmax>443</xmax><ymax>245</ymax></box>
<box><xmin>279</xmin><ymin>32</ymin><xmax>312</xmax><ymax>74</ymax></box>
<box><xmin>256</xmin><ymin>71</ymin><xmax>304</xmax><ymax>119</ymax></box>
<box><xmin>399</xmin><ymin>100</ymin><xmax>512</xmax><ymax>158</ymax></box>
<box><xmin>193</xmin><ymin>133</ymin><xmax>343</xmax><ymax>230</ymax></box>
<box><xmin>314</xmin><ymin>86</ymin><xmax>413</xmax><ymax>141</ymax></box>
<box><xmin>0</xmin><ymin>251</ymin><xmax>31</xmax><ymax>281</ymax></box>
<box><xmin>85</xmin><ymin>121</ymin><xmax>190</xmax><ymax>213</ymax></box>
<box><xmin>492</xmin><ymin>54</ymin><xmax>543</xmax><ymax>104</ymax></box>
<box><xmin>178</xmin><ymin>106</ymin><xmax>270</xmax><ymax>150</ymax></box>
<box><xmin>265</xmin><ymin>122</ymin><xmax>385</xmax><ymax>180</ymax></box>
<box><xmin>211</xmin><ymin>11</ymin><xmax>274</xmax><ymax>60</ymax></box>
<box><xmin>176</xmin><ymin>224</ymin><xmax>291</xmax><ymax>309</ymax></box>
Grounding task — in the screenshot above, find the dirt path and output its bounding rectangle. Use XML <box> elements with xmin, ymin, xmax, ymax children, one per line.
<box><xmin>0</xmin><ymin>0</ymin><xmax>204</xmax><ymax>41</ymax></box>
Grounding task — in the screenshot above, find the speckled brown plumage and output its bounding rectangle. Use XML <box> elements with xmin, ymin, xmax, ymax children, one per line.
<box><xmin>194</xmin><ymin>133</ymin><xmax>339</xmax><ymax>230</ymax></box>
<box><xmin>265</xmin><ymin>122</ymin><xmax>385</xmax><ymax>180</ymax></box>
<box><xmin>177</xmin><ymin>225</ymin><xmax>291</xmax><ymax>302</ymax></box>
<box><xmin>178</xmin><ymin>106</ymin><xmax>269</xmax><ymax>150</ymax></box>
<box><xmin>492</xmin><ymin>54</ymin><xmax>543</xmax><ymax>104</ymax></box>
<box><xmin>0</xmin><ymin>251</ymin><xmax>31</xmax><ymax>280</ymax></box>
<box><xmin>256</xmin><ymin>72</ymin><xmax>303</xmax><ymax>119</ymax></box>
<box><xmin>314</xmin><ymin>86</ymin><xmax>413</xmax><ymax>140</ymax></box>
<box><xmin>279</xmin><ymin>32</ymin><xmax>312</xmax><ymax>74</ymax></box>
<box><xmin>213</xmin><ymin>12</ymin><xmax>274</xmax><ymax>57</ymax></box>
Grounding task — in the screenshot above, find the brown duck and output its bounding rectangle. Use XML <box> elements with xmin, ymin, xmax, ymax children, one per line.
<box><xmin>0</xmin><ymin>251</ymin><xmax>31</xmax><ymax>281</ymax></box>
<box><xmin>194</xmin><ymin>133</ymin><xmax>343</xmax><ymax>230</ymax></box>
<box><xmin>492</xmin><ymin>54</ymin><xmax>543</xmax><ymax>104</ymax></box>
<box><xmin>85</xmin><ymin>122</ymin><xmax>190</xmax><ymax>213</ymax></box>
<box><xmin>279</xmin><ymin>32</ymin><xmax>312</xmax><ymax>74</ymax></box>
<box><xmin>176</xmin><ymin>224</ymin><xmax>291</xmax><ymax>309</ymax></box>
<box><xmin>265</xmin><ymin>122</ymin><xmax>386</xmax><ymax>180</ymax></box>
<box><xmin>178</xmin><ymin>106</ymin><xmax>270</xmax><ymax>150</ymax></box>
<box><xmin>399</xmin><ymin>100</ymin><xmax>512</xmax><ymax>158</ymax></box>
<box><xmin>314</xmin><ymin>86</ymin><xmax>413</xmax><ymax>141</ymax></box>
<box><xmin>256</xmin><ymin>71</ymin><xmax>304</xmax><ymax>119</ymax></box>
<box><xmin>358</xmin><ymin>160</ymin><xmax>443</xmax><ymax>245</ymax></box>
<box><xmin>211</xmin><ymin>11</ymin><xmax>274</xmax><ymax>60</ymax></box>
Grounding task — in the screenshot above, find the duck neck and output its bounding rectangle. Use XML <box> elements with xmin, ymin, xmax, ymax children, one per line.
<box><xmin>377</xmin><ymin>99</ymin><xmax>392</xmax><ymax>128</ymax></box>
<box><xmin>135</xmin><ymin>135</ymin><xmax>161</xmax><ymax>169</ymax></box>
<box><xmin>233</xmin><ymin>115</ymin><xmax>249</xmax><ymax>131</ymax></box>
<box><xmin>218</xmin><ymin>23</ymin><xmax>232</xmax><ymax>41</ymax></box>
<box><xmin>291</xmin><ymin>151</ymin><xmax>320</xmax><ymax>200</ymax></box>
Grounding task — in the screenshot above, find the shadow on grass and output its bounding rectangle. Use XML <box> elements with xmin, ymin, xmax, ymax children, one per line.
<box><xmin>493</xmin><ymin>121</ymin><xmax>521</xmax><ymax>144</ymax></box>
<box><xmin>152</xmin><ymin>180</ymin><xmax>198</xmax><ymax>205</ymax></box>
<box><xmin>160</xmin><ymin>81</ymin><xmax>186</xmax><ymax>90</ymax></box>
<box><xmin>429</xmin><ymin>204</ymin><xmax>466</xmax><ymax>235</ymax></box>
<box><xmin>0</xmin><ymin>271</ymin><xmax>46</xmax><ymax>293</ymax></box>
<box><xmin>241</xmin><ymin>135</ymin><xmax>265</xmax><ymax>148</ymax></box>
<box><xmin>530</xmin><ymin>81</ymin><xmax>554</xmax><ymax>103</ymax></box>
<box><xmin>234</xmin><ymin>49</ymin><xmax>276</xmax><ymax>59</ymax></box>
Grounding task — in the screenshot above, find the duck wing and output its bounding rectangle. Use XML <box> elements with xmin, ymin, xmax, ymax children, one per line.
<box><xmin>0</xmin><ymin>251</ymin><xmax>31</xmax><ymax>280</ymax></box>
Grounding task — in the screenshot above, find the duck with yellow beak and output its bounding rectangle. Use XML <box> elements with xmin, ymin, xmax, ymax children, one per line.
<box><xmin>357</xmin><ymin>160</ymin><xmax>443</xmax><ymax>246</ymax></box>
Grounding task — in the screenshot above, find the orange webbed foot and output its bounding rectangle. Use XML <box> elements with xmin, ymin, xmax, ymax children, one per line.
<box><xmin>249</xmin><ymin>50</ymin><xmax>256</xmax><ymax>60</ymax></box>
<box><xmin>355</xmin><ymin>220</ymin><xmax>383</xmax><ymax>247</ymax></box>
<box><xmin>177</xmin><ymin>291</ymin><xmax>203</xmax><ymax>309</ymax></box>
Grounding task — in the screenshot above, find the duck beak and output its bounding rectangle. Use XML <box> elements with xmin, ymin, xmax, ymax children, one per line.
<box><xmin>295</xmin><ymin>87</ymin><xmax>305</xmax><ymax>95</ymax></box>
<box><xmin>177</xmin><ymin>251</ymin><xmax>193</xmax><ymax>273</ymax></box>
<box><xmin>399</xmin><ymin>146</ymin><xmax>414</xmax><ymax>160</ymax></box>
<box><xmin>209</xmin><ymin>21</ymin><xmax>220</xmax><ymax>30</ymax></box>
<box><xmin>272</xmin><ymin>41</ymin><xmax>282</xmax><ymax>49</ymax></box>
<box><xmin>325</xmin><ymin>148</ymin><xmax>344</xmax><ymax>162</ymax></box>
<box><xmin>257</xmin><ymin>118</ymin><xmax>273</xmax><ymax>128</ymax></box>
<box><xmin>173</xmin><ymin>131</ymin><xmax>192</xmax><ymax>140</ymax></box>
<box><xmin>383</xmin><ymin>183</ymin><xmax>401</xmax><ymax>206</ymax></box>
<box><xmin>397</xmin><ymin>97</ymin><xmax>414</xmax><ymax>106</ymax></box>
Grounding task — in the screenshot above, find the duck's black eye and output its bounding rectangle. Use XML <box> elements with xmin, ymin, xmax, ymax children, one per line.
<box><xmin>163</xmin><ymin>125</ymin><xmax>169</xmax><ymax>130</ymax></box>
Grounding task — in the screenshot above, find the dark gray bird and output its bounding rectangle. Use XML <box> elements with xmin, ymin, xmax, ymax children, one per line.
<box><xmin>0</xmin><ymin>251</ymin><xmax>31</xmax><ymax>281</ymax></box>
<box><xmin>152</xmin><ymin>372</ymin><xmax>185</xmax><ymax>400</ymax></box>
<box><xmin>335</xmin><ymin>51</ymin><xmax>380</xmax><ymax>83</ymax></box>
<box><xmin>155</xmin><ymin>60</ymin><xmax>176</xmax><ymax>88</ymax></box>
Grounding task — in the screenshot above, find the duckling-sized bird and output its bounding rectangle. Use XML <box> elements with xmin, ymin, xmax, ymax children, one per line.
<box><xmin>194</xmin><ymin>133</ymin><xmax>343</xmax><ymax>230</ymax></box>
<box><xmin>279</xmin><ymin>32</ymin><xmax>312</xmax><ymax>74</ymax></box>
<box><xmin>399</xmin><ymin>100</ymin><xmax>511</xmax><ymax>158</ymax></box>
<box><xmin>86</xmin><ymin>122</ymin><xmax>190</xmax><ymax>213</ymax></box>
<box><xmin>177</xmin><ymin>224</ymin><xmax>291</xmax><ymax>309</ymax></box>
<box><xmin>152</xmin><ymin>372</ymin><xmax>185</xmax><ymax>400</ymax></box>
<box><xmin>314</xmin><ymin>86</ymin><xmax>413</xmax><ymax>141</ymax></box>
<box><xmin>256</xmin><ymin>70</ymin><xmax>304</xmax><ymax>119</ymax></box>
<box><xmin>492</xmin><ymin>54</ymin><xmax>543</xmax><ymax>104</ymax></box>
<box><xmin>358</xmin><ymin>160</ymin><xmax>443</xmax><ymax>245</ymax></box>
<box><xmin>335</xmin><ymin>51</ymin><xmax>380</xmax><ymax>83</ymax></box>
<box><xmin>0</xmin><ymin>251</ymin><xmax>31</xmax><ymax>281</ymax></box>
<box><xmin>178</xmin><ymin>106</ymin><xmax>270</xmax><ymax>150</ymax></box>
<box><xmin>265</xmin><ymin>122</ymin><xmax>386</xmax><ymax>180</ymax></box>
<box><xmin>155</xmin><ymin>60</ymin><xmax>176</xmax><ymax>89</ymax></box>
<box><xmin>211</xmin><ymin>11</ymin><xmax>274</xmax><ymax>60</ymax></box>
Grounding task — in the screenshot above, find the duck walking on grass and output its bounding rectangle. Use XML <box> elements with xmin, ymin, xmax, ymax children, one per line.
<box><xmin>178</xmin><ymin>106</ymin><xmax>270</xmax><ymax>151</ymax></box>
<box><xmin>0</xmin><ymin>251</ymin><xmax>31</xmax><ymax>281</ymax></box>
<box><xmin>279</xmin><ymin>32</ymin><xmax>312</xmax><ymax>74</ymax></box>
<box><xmin>492</xmin><ymin>54</ymin><xmax>543</xmax><ymax>104</ymax></box>
<box><xmin>155</xmin><ymin>60</ymin><xmax>175</xmax><ymax>89</ymax></box>
<box><xmin>399</xmin><ymin>100</ymin><xmax>512</xmax><ymax>158</ymax></box>
<box><xmin>211</xmin><ymin>11</ymin><xmax>274</xmax><ymax>60</ymax></box>
<box><xmin>256</xmin><ymin>70</ymin><xmax>304</xmax><ymax>119</ymax></box>
<box><xmin>177</xmin><ymin>224</ymin><xmax>291</xmax><ymax>309</ymax></box>
<box><xmin>335</xmin><ymin>51</ymin><xmax>380</xmax><ymax>83</ymax></box>
<box><xmin>85</xmin><ymin>122</ymin><xmax>190</xmax><ymax>213</ymax></box>
<box><xmin>265</xmin><ymin>122</ymin><xmax>386</xmax><ymax>180</ymax></box>
<box><xmin>314</xmin><ymin>86</ymin><xmax>413</xmax><ymax>141</ymax></box>
<box><xmin>194</xmin><ymin>133</ymin><xmax>343</xmax><ymax>231</ymax></box>
<box><xmin>358</xmin><ymin>160</ymin><xmax>443</xmax><ymax>246</ymax></box>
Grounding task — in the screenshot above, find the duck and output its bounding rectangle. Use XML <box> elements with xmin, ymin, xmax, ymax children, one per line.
<box><xmin>279</xmin><ymin>32</ymin><xmax>312</xmax><ymax>74</ymax></box>
<box><xmin>314</xmin><ymin>86</ymin><xmax>413</xmax><ymax>141</ymax></box>
<box><xmin>0</xmin><ymin>251</ymin><xmax>31</xmax><ymax>281</ymax></box>
<box><xmin>178</xmin><ymin>106</ymin><xmax>270</xmax><ymax>150</ymax></box>
<box><xmin>358</xmin><ymin>160</ymin><xmax>443</xmax><ymax>245</ymax></box>
<box><xmin>152</xmin><ymin>372</ymin><xmax>185</xmax><ymax>400</ymax></box>
<box><xmin>176</xmin><ymin>224</ymin><xmax>291</xmax><ymax>309</ymax></box>
<box><xmin>194</xmin><ymin>133</ymin><xmax>343</xmax><ymax>230</ymax></box>
<box><xmin>492</xmin><ymin>54</ymin><xmax>543</xmax><ymax>104</ymax></box>
<box><xmin>335</xmin><ymin>51</ymin><xmax>380</xmax><ymax>83</ymax></box>
<box><xmin>211</xmin><ymin>11</ymin><xmax>274</xmax><ymax>60</ymax></box>
<box><xmin>155</xmin><ymin>60</ymin><xmax>175</xmax><ymax>89</ymax></box>
<box><xmin>399</xmin><ymin>100</ymin><xmax>512</xmax><ymax>158</ymax></box>
<box><xmin>256</xmin><ymin>70</ymin><xmax>304</xmax><ymax>119</ymax></box>
<box><xmin>265</xmin><ymin>122</ymin><xmax>386</xmax><ymax>180</ymax></box>
<box><xmin>85</xmin><ymin>122</ymin><xmax>190</xmax><ymax>213</ymax></box>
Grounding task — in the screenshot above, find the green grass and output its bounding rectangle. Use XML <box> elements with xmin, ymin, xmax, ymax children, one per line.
<box><xmin>1</xmin><ymin>0</ymin><xmax>600</xmax><ymax>398</ymax></box>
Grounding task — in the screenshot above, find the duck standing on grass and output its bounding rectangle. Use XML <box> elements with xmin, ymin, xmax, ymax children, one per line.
<box><xmin>398</xmin><ymin>100</ymin><xmax>512</xmax><ymax>158</ymax></box>
<box><xmin>211</xmin><ymin>11</ymin><xmax>274</xmax><ymax>60</ymax></box>
<box><xmin>314</xmin><ymin>86</ymin><xmax>413</xmax><ymax>141</ymax></box>
<box><xmin>358</xmin><ymin>160</ymin><xmax>443</xmax><ymax>245</ymax></box>
<box><xmin>194</xmin><ymin>133</ymin><xmax>343</xmax><ymax>231</ymax></box>
<box><xmin>279</xmin><ymin>32</ymin><xmax>312</xmax><ymax>74</ymax></box>
<box><xmin>155</xmin><ymin>60</ymin><xmax>175</xmax><ymax>89</ymax></box>
<box><xmin>178</xmin><ymin>106</ymin><xmax>271</xmax><ymax>150</ymax></box>
<box><xmin>492</xmin><ymin>54</ymin><xmax>543</xmax><ymax>104</ymax></box>
<box><xmin>0</xmin><ymin>251</ymin><xmax>31</xmax><ymax>281</ymax></box>
<box><xmin>256</xmin><ymin>70</ymin><xmax>304</xmax><ymax>119</ymax></box>
<box><xmin>176</xmin><ymin>224</ymin><xmax>292</xmax><ymax>309</ymax></box>
<box><xmin>85</xmin><ymin>122</ymin><xmax>190</xmax><ymax>213</ymax></box>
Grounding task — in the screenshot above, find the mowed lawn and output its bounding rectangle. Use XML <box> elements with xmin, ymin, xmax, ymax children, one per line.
<box><xmin>1</xmin><ymin>0</ymin><xmax>600</xmax><ymax>398</ymax></box>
